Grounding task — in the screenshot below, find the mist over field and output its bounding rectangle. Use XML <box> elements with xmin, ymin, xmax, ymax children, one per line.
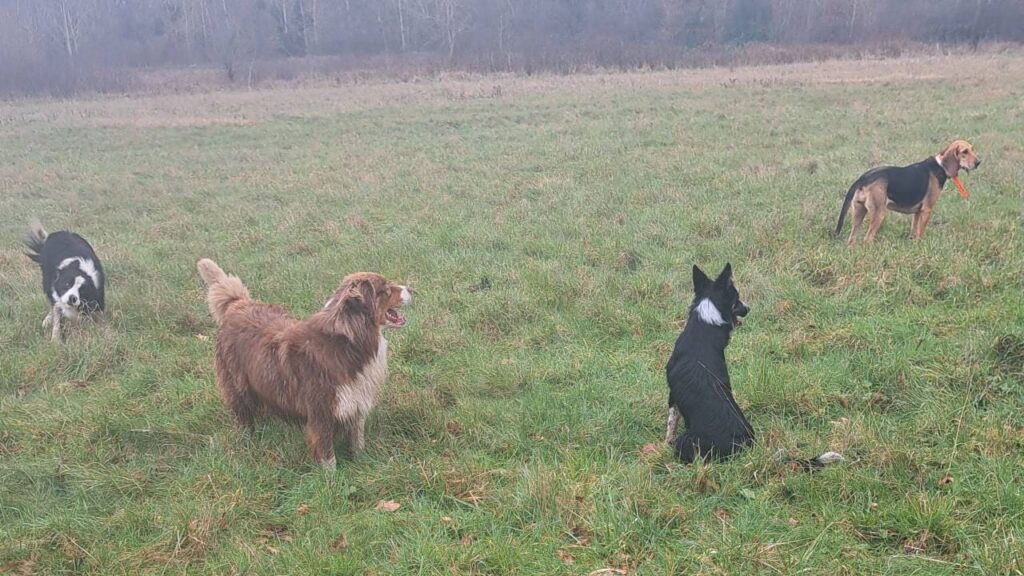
<box><xmin>2</xmin><ymin>0</ymin><xmax>1024</xmax><ymax>96</ymax></box>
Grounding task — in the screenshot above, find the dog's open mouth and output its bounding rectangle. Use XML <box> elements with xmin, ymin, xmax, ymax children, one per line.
<box><xmin>385</xmin><ymin>308</ymin><xmax>407</xmax><ymax>327</ymax></box>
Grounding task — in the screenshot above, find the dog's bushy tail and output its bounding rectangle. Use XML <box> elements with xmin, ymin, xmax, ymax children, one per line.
<box><xmin>23</xmin><ymin>218</ymin><xmax>47</xmax><ymax>263</ymax></box>
<box><xmin>197</xmin><ymin>258</ymin><xmax>250</xmax><ymax>324</ymax></box>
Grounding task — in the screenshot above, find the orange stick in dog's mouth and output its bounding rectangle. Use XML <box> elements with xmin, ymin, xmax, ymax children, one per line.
<box><xmin>952</xmin><ymin>176</ymin><xmax>969</xmax><ymax>200</ymax></box>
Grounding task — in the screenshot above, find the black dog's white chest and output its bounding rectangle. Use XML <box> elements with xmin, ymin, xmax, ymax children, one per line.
<box><xmin>35</xmin><ymin>232</ymin><xmax>106</xmax><ymax>314</ymax></box>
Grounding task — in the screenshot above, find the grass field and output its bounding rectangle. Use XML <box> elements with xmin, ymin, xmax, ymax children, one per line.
<box><xmin>1</xmin><ymin>54</ymin><xmax>1023</xmax><ymax>575</ymax></box>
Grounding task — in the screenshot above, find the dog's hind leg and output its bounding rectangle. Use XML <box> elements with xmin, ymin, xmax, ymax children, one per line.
<box><xmin>847</xmin><ymin>201</ymin><xmax>868</xmax><ymax>246</ymax></box>
<box><xmin>222</xmin><ymin>387</ymin><xmax>259</xmax><ymax>431</ymax></box>
<box><xmin>230</xmin><ymin>389</ymin><xmax>259</xmax><ymax>431</ymax></box>
<box><xmin>665</xmin><ymin>406</ymin><xmax>680</xmax><ymax>444</ymax></box>
<box><xmin>863</xmin><ymin>197</ymin><xmax>888</xmax><ymax>243</ymax></box>
<box><xmin>673</xmin><ymin>431</ymin><xmax>701</xmax><ymax>462</ymax></box>
<box><xmin>215</xmin><ymin>366</ymin><xmax>258</xmax><ymax>430</ymax></box>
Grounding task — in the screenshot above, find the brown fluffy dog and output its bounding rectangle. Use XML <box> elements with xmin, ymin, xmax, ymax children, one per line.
<box><xmin>197</xmin><ymin>258</ymin><xmax>411</xmax><ymax>470</ymax></box>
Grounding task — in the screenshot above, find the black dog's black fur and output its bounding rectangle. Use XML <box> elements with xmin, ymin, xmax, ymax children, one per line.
<box><xmin>665</xmin><ymin>264</ymin><xmax>843</xmax><ymax>469</ymax></box>
<box><xmin>666</xmin><ymin>264</ymin><xmax>753</xmax><ymax>462</ymax></box>
<box><xmin>834</xmin><ymin>158</ymin><xmax>949</xmax><ymax>236</ymax></box>
<box><xmin>23</xmin><ymin>221</ymin><xmax>105</xmax><ymax>321</ymax></box>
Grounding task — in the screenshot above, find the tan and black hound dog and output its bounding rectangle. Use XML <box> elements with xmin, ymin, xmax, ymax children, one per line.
<box><xmin>835</xmin><ymin>140</ymin><xmax>981</xmax><ymax>245</ymax></box>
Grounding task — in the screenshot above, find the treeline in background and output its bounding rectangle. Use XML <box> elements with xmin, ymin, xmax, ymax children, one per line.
<box><xmin>2</xmin><ymin>0</ymin><xmax>1023</xmax><ymax>96</ymax></box>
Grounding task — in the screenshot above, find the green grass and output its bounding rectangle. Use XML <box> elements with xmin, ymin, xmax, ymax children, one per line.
<box><xmin>1</xmin><ymin>55</ymin><xmax>1023</xmax><ymax>574</ymax></box>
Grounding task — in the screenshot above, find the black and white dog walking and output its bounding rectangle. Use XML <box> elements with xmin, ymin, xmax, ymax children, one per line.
<box><xmin>23</xmin><ymin>220</ymin><xmax>105</xmax><ymax>341</ymax></box>
<box><xmin>665</xmin><ymin>263</ymin><xmax>841</xmax><ymax>469</ymax></box>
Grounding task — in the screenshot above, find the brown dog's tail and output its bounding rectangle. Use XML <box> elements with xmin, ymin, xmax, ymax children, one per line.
<box><xmin>833</xmin><ymin>181</ymin><xmax>859</xmax><ymax>238</ymax></box>
<box><xmin>197</xmin><ymin>258</ymin><xmax>250</xmax><ymax>324</ymax></box>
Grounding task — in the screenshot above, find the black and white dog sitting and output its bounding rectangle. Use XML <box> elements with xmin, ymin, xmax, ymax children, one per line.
<box><xmin>665</xmin><ymin>263</ymin><xmax>754</xmax><ymax>462</ymax></box>
<box><xmin>665</xmin><ymin>263</ymin><xmax>841</xmax><ymax>469</ymax></box>
<box><xmin>23</xmin><ymin>220</ymin><xmax>105</xmax><ymax>341</ymax></box>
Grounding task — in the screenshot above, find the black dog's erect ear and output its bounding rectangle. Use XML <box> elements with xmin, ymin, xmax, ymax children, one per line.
<box><xmin>714</xmin><ymin>263</ymin><xmax>733</xmax><ymax>288</ymax></box>
<box><xmin>692</xmin><ymin>265</ymin><xmax>711</xmax><ymax>293</ymax></box>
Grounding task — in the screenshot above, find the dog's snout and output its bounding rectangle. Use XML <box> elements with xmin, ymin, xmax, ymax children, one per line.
<box><xmin>974</xmin><ymin>157</ymin><xmax>981</xmax><ymax>167</ymax></box>
<box><xmin>68</xmin><ymin>294</ymin><xmax>79</xmax><ymax>306</ymax></box>
<box><xmin>735</xmin><ymin>301</ymin><xmax>750</xmax><ymax>317</ymax></box>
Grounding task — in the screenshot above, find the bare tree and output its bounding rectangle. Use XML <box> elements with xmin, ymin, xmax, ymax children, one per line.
<box><xmin>2</xmin><ymin>0</ymin><xmax>1024</xmax><ymax>96</ymax></box>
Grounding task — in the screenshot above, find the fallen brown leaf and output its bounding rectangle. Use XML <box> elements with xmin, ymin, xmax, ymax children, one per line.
<box><xmin>375</xmin><ymin>500</ymin><xmax>401</xmax><ymax>512</ymax></box>
<box><xmin>1</xmin><ymin>555</ymin><xmax>37</xmax><ymax>576</ymax></box>
<box><xmin>259</xmin><ymin>524</ymin><xmax>290</xmax><ymax>539</ymax></box>
<box><xmin>557</xmin><ymin>549</ymin><xmax>575</xmax><ymax>565</ymax></box>
<box><xmin>903</xmin><ymin>531</ymin><xmax>930</xmax><ymax>555</ymax></box>
<box><xmin>297</xmin><ymin>504</ymin><xmax>310</xmax><ymax>516</ymax></box>
<box><xmin>939</xmin><ymin>474</ymin><xmax>954</xmax><ymax>487</ymax></box>
<box><xmin>329</xmin><ymin>533</ymin><xmax>348</xmax><ymax>553</ymax></box>
<box><xmin>696</xmin><ymin>470</ymin><xmax>719</xmax><ymax>494</ymax></box>
<box><xmin>570</xmin><ymin>524</ymin><xmax>592</xmax><ymax>547</ymax></box>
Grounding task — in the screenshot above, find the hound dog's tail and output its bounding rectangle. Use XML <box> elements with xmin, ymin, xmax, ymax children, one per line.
<box><xmin>197</xmin><ymin>258</ymin><xmax>250</xmax><ymax>324</ymax></box>
<box><xmin>833</xmin><ymin>181</ymin><xmax>860</xmax><ymax>237</ymax></box>
<box><xmin>23</xmin><ymin>218</ymin><xmax>48</xmax><ymax>263</ymax></box>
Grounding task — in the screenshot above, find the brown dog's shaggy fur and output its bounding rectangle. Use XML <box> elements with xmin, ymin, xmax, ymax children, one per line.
<box><xmin>197</xmin><ymin>258</ymin><xmax>411</xmax><ymax>470</ymax></box>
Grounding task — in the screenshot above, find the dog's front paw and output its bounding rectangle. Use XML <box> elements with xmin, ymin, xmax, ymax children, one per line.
<box><xmin>42</xmin><ymin>312</ymin><xmax>53</xmax><ymax>328</ymax></box>
<box><xmin>321</xmin><ymin>456</ymin><xmax>337</xmax><ymax>473</ymax></box>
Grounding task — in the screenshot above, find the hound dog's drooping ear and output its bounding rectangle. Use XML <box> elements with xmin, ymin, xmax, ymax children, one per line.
<box><xmin>940</xmin><ymin>143</ymin><xmax>962</xmax><ymax>178</ymax></box>
<box><xmin>693</xmin><ymin>265</ymin><xmax>711</xmax><ymax>294</ymax></box>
